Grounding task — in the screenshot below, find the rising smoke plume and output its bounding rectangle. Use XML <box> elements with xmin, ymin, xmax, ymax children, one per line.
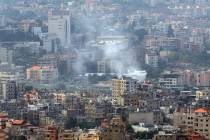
<box><xmin>72</xmin><ymin>2</ymin><xmax>147</xmax><ymax>81</ymax></box>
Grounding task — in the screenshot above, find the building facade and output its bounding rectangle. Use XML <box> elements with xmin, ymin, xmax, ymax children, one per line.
<box><xmin>48</xmin><ymin>14</ymin><xmax>71</xmax><ymax>48</ymax></box>
<box><xmin>26</xmin><ymin>66</ymin><xmax>58</xmax><ymax>84</ymax></box>
<box><xmin>112</xmin><ymin>77</ymin><xmax>138</xmax><ymax>106</ymax></box>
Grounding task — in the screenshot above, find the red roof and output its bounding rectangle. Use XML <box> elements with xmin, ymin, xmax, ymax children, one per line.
<box><xmin>194</xmin><ymin>108</ymin><xmax>209</xmax><ymax>113</ymax></box>
<box><xmin>31</xmin><ymin>66</ymin><xmax>41</xmax><ymax>70</ymax></box>
<box><xmin>11</xmin><ymin>120</ymin><xmax>24</xmax><ymax>125</ymax></box>
<box><xmin>31</xmin><ymin>66</ymin><xmax>49</xmax><ymax>70</ymax></box>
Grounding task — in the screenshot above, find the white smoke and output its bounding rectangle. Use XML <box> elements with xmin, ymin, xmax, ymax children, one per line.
<box><xmin>125</xmin><ymin>69</ymin><xmax>147</xmax><ymax>81</ymax></box>
<box><xmin>99</xmin><ymin>37</ymin><xmax>147</xmax><ymax>81</ymax></box>
<box><xmin>71</xmin><ymin>3</ymin><xmax>147</xmax><ymax>81</ymax></box>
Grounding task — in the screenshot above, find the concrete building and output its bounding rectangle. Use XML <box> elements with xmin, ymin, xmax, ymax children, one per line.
<box><xmin>174</xmin><ymin>107</ymin><xmax>210</xmax><ymax>139</ymax></box>
<box><xmin>145</xmin><ymin>50</ymin><xmax>159</xmax><ymax>67</ymax></box>
<box><xmin>85</xmin><ymin>103</ymin><xmax>105</xmax><ymax>121</ymax></box>
<box><xmin>159</xmin><ymin>73</ymin><xmax>183</xmax><ymax>89</ymax></box>
<box><xmin>84</xmin><ymin>102</ymin><xmax>113</xmax><ymax>122</ymax></box>
<box><xmin>193</xmin><ymin>108</ymin><xmax>210</xmax><ymax>139</ymax></box>
<box><xmin>146</xmin><ymin>36</ymin><xmax>181</xmax><ymax>50</ymax></box>
<box><xmin>58</xmin><ymin>129</ymin><xmax>81</xmax><ymax>140</ymax></box>
<box><xmin>0</xmin><ymin>65</ymin><xmax>25</xmax><ymax>82</ymax></box>
<box><xmin>53</xmin><ymin>93</ymin><xmax>66</xmax><ymax>103</ymax></box>
<box><xmin>42</xmin><ymin>33</ymin><xmax>62</xmax><ymax>53</ymax></box>
<box><xmin>153</xmin><ymin>132</ymin><xmax>206</xmax><ymax>140</ymax></box>
<box><xmin>20</xmin><ymin>19</ymin><xmax>38</xmax><ymax>32</ymax></box>
<box><xmin>97</xmin><ymin>60</ymin><xmax>111</xmax><ymax>73</ymax></box>
<box><xmin>195</xmin><ymin>70</ymin><xmax>210</xmax><ymax>87</ymax></box>
<box><xmin>38</xmin><ymin>54</ymin><xmax>58</xmax><ymax>68</ymax></box>
<box><xmin>173</xmin><ymin>108</ymin><xmax>193</xmax><ymax>132</ymax></box>
<box><xmin>182</xmin><ymin>70</ymin><xmax>196</xmax><ymax>87</ymax></box>
<box><xmin>0</xmin><ymin>47</ymin><xmax>13</xmax><ymax>64</ymax></box>
<box><xmin>123</xmin><ymin>94</ymin><xmax>140</xmax><ymax>107</ymax></box>
<box><xmin>196</xmin><ymin>90</ymin><xmax>210</xmax><ymax>100</ymax></box>
<box><xmin>179</xmin><ymin>69</ymin><xmax>210</xmax><ymax>87</ymax></box>
<box><xmin>48</xmin><ymin>13</ymin><xmax>71</xmax><ymax>48</ymax></box>
<box><xmin>128</xmin><ymin>111</ymin><xmax>164</xmax><ymax>125</ymax></box>
<box><xmin>65</xmin><ymin>94</ymin><xmax>80</xmax><ymax>109</ymax></box>
<box><xmin>32</xmin><ymin>27</ymin><xmax>42</xmax><ymax>36</ymax></box>
<box><xmin>112</xmin><ymin>77</ymin><xmax>138</xmax><ymax>106</ymax></box>
<box><xmin>100</xmin><ymin>116</ymin><xmax>126</xmax><ymax>140</ymax></box>
<box><xmin>79</xmin><ymin>129</ymin><xmax>100</xmax><ymax>140</ymax></box>
<box><xmin>0</xmin><ymin>72</ymin><xmax>16</xmax><ymax>82</ymax></box>
<box><xmin>0</xmin><ymin>81</ymin><xmax>24</xmax><ymax>100</ymax></box>
<box><xmin>26</xmin><ymin>66</ymin><xmax>58</xmax><ymax>84</ymax></box>
<box><xmin>39</xmin><ymin>126</ymin><xmax>58</xmax><ymax>140</ymax></box>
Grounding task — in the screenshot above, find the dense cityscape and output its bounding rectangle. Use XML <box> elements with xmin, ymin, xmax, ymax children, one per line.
<box><xmin>1</xmin><ymin>0</ymin><xmax>210</xmax><ymax>139</ymax></box>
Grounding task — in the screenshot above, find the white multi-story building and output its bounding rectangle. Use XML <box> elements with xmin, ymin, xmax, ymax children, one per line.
<box><xmin>159</xmin><ymin>73</ymin><xmax>183</xmax><ymax>89</ymax></box>
<box><xmin>48</xmin><ymin>14</ymin><xmax>71</xmax><ymax>48</ymax></box>
<box><xmin>0</xmin><ymin>47</ymin><xmax>13</xmax><ymax>64</ymax></box>
<box><xmin>145</xmin><ymin>50</ymin><xmax>159</xmax><ymax>67</ymax></box>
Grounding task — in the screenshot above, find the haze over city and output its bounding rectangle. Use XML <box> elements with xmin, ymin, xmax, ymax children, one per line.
<box><xmin>0</xmin><ymin>0</ymin><xmax>210</xmax><ymax>140</ymax></box>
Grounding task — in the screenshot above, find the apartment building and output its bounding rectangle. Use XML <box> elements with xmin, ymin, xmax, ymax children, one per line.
<box><xmin>84</xmin><ymin>102</ymin><xmax>113</xmax><ymax>122</ymax></box>
<box><xmin>193</xmin><ymin>108</ymin><xmax>210</xmax><ymax>139</ymax></box>
<box><xmin>146</xmin><ymin>36</ymin><xmax>181</xmax><ymax>49</ymax></box>
<box><xmin>79</xmin><ymin>129</ymin><xmax>100</xmax><ymax>140</ymax></box>
<box><xmin>196</xmin><ymin>90</ymin><xmax>210</xmax><ymax>100</ymax></box>
<box><xmin>145</xmin><ymin>50</ymin><xmax>159</xmax><ymax>67</ymax></box>
<box><xmin>179</xmin><ymin>70</ymin><xmax>210</xmax><ymax>87</ymax></box>
<box><xmin>159</xmin><ymin>73</ymin><xmax>183</xmax><ymax>89</ymax></box>
<box><xmin>112</xmin><ymin>77</ymin><xmax>138</xmax><ymax>106</ymax></box>
<box><xmin>26</xmin><ymin>66</ymin><xmax>58</xmax><ymax>84</ymax></box>
<box><xmin>0</xmin><ymin>81</ymin><xmax>24</xmax><ymax>100</ymax></box>
<box><xmin>153</xmin><ymin>132</ymin><xmax>207</xmax><ymax>140</ymax></box>
<box><xmin>0</xmin><ymin>47</ymin><xmax>13</xmax><ymax>64</ymax></box>
<box><xmin>48</xmin><ymin>13</ymin><xmax>71</xmax><ymax>47</ymax></box>
<box><xmin>174</xmin><ymin>107</ymin><xmax>210</xmax><ymax>139</ymax></box>
<box><xmin>100</xmin><ymin>116</ymin><xmax>126</xmax><ymax>140</ymax></box>
<box><xmin>195</xmin><ymin>70</ymin><xmax>210</xmax><ymax>87</ymax></box>
<box><xmin>58</xmin><ymin>129</ymin><xmax>81</xmax><ymax>140</ymax></box>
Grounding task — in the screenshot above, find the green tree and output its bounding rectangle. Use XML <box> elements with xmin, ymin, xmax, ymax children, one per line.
<box><xmin>65</xmin><ymin>117</ymin><xmax>77</xmax><ymax>129</ymax></box>
<box><xmin>134</xmin><ymin>131</ymin><xmax>158</xmax><ymax>139</ymax></box>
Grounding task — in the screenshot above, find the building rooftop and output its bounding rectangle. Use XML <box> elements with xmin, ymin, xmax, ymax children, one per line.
<box><xmin>31</xmin><ymin>66</ymin><xmax>50</xmax><ymax>70</ymax></box>
<box><xmin>11</xmin><ymin>119</ymin><xmax>25</xmax><ymax>125</ymax></box>
<box><xmin>194</xmin><ymin>108</ymin><xmax>210</xmax><ymax>113</ymax></box>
